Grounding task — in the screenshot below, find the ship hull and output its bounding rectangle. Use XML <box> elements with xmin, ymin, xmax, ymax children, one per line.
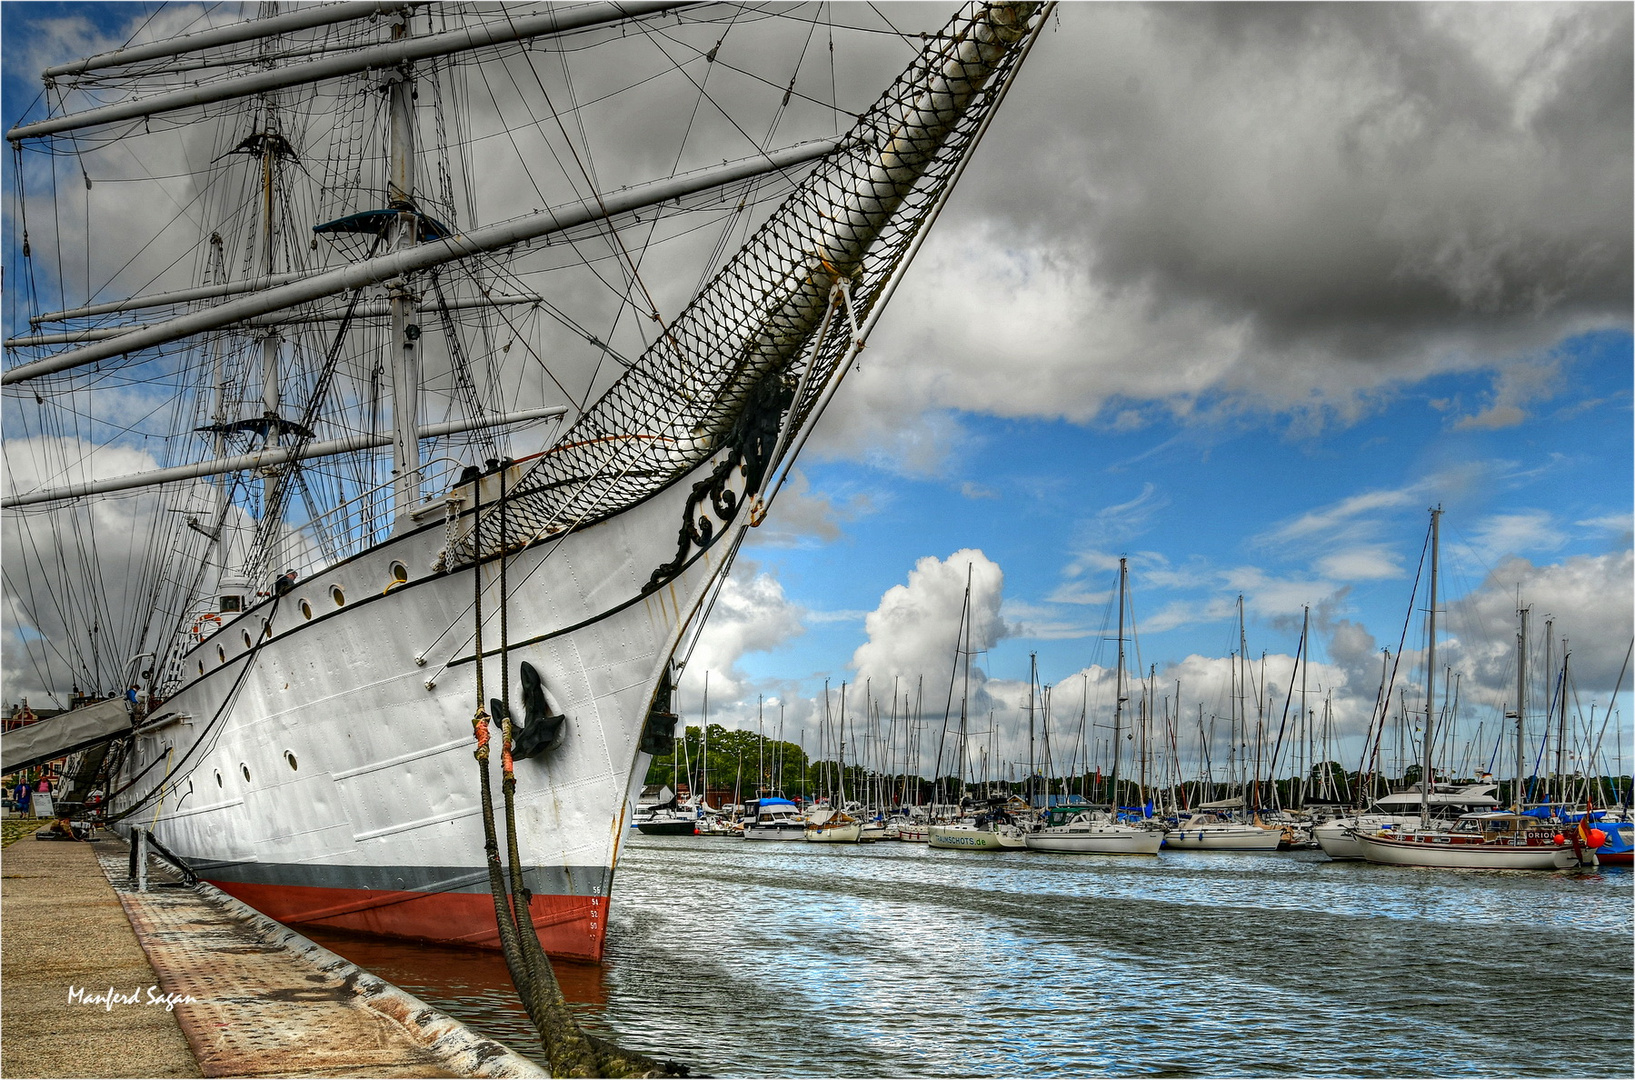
<box><xmin>111</xmin><ymin>454</ymin><xmax>749</xmax><ymax>961</ymax></box>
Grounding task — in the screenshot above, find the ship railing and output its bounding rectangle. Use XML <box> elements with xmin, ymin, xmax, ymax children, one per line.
<box><xmin>267</xmin><ymin>454</ymin><xmax>469</xmax><ymax>580</ymax></box>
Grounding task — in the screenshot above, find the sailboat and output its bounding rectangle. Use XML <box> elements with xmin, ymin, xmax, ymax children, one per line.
<box><xmin>3</xmin><ymin>2</ymin><xmax>1049</xmax><ymax>959</ymax></box>
<box><xmin>1026</xmin><ymin>558</ymin><xmax>1160</xmax><ymax>855</ymax></box>
<box><xmin>1353</xmin><ymin>510</ymin><xmax>1595</xmax><ymax>872</ymax></box>
<box><xmin>1163</xmin><ymin>595</ymin><xmax>1281</xmax><ymax>851</ymax></box>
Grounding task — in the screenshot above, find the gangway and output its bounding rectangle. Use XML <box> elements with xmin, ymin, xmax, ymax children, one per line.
<box><xmin>1</xmin><ymin>697</ymin><xmax>132</xmax><ymax>775</ymax></box>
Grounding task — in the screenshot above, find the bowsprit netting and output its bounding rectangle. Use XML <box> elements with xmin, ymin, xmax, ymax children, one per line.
<box><xmin>445</xmin><ymin>1</ymin><xmax>1041</xmax><ymax>568</ymax></box>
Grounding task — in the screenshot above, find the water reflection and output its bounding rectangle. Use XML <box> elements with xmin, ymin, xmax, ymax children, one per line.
<box><xmin>313</xmin><ymin>836</ymin><xmax>1634</xmax><ymax>1077</ymax></box>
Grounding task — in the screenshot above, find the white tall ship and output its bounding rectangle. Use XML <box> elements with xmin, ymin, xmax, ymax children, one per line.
<box><xmin>2</xmin><ymin>1</ymin><xmax>1047</xmax><ymax>960</ymax></box>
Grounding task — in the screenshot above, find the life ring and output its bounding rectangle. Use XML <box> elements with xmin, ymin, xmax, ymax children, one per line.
<box><xmin>191</xmin><ymin>612</ymin><xmax>223</xmax><ymax>640</ymax></box>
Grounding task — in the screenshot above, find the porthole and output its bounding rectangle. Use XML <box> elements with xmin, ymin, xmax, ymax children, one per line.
<box><xmin>198</xmin><ymin>661</ymin><xmax>205</xmax><ymax>676</ymax></box>
<box><xmin>300</xmin><ymin>600</ymin><xmax>312</xmax><ymax>620</ymax></box>
<box><xmin>261</xmin><ymin>619</ymin><xmax>272</xmax><ymax>639</ymax></box>
<box><xmin>241</xmin><ymin>763</ymin><xmax>251</xmax><ymax>783</ymax></box>
<box><xmin>217</xmin><ymin>645</ymin><xmax>227</xmax><ymax>664</ymax></box>
<box><xmin>390</xmin><ymin>561</ymin><xmax>409</xmax><ymax>583</ymax></box>
<box><xmin>214</xmin><ymin>770</ymin><xmax>222</xmax><ymax>788</ymax></box>
<box><xmin>285</xmin><ymin>750</ymin><xmax>298</xmax><ymax>771</ymax></box>
<box><xmin>243</xmin><ymin>630</ymin><xmax>253</xmax><ymax>649</ymax></box>
<box><xmin>331</xmin><ymin>585</ymin><xmax>346</xmax><ymax>607</ymax></box>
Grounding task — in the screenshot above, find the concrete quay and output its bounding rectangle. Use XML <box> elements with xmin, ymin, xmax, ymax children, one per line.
<box><xmin>1</xmin><ymin>831</ymin><xmax>545</xmax><ymax>1079</ymax></box>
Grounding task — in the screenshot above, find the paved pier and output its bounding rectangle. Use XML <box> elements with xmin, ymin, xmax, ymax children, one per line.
<box><xmin>2</xmin><ymin>832</ymin><xmax>200</xmax><ymax>1078</ymax></box>
<box><xmin>1</xmin><ymin>832</ymin><xmax>545</xmax><ymax>1078</ymax></box>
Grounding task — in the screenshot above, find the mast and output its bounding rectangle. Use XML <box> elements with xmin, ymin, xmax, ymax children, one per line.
<box><xmin>959</xmin><ymin>564</ymin><xmax>974</xmax><ymax>804</ymax></box>
<box><xmin>1229</xmin><ymin>594</ymin><xmax>1242</xmax><ymax>803</ymax></box>
<box><xmin>386</xmin><ymin>11</ymin><xmax>423</xmax><ymax>522</ymax></box>
<box><xmin>258</xmin><ymin>106</ymin><xmax>289</xmax><ymax>574</ymax></box>
<box><xmin>701</xmin><ymin>672</ymin><xmax>709</xmax><ymax>810</ymax></box>
<box><xmin>1515</xmin><ymin>606</ymin><xmax>1529</xmax><ymax>808</ymax></box>
<box><xmin>1422</xmin><ymin>507</ymin><xmax>1440</xmax><ymax>827</ymax></box>
<box><xmin>1027</xmin><ymin>652</ymin><xmax>1037</xmax><ymax>805</ymax></box>
<box><xmin>1556</xmin><ymin>650</ymin><xmax>1570</xmax><ymax>805</ymax></box>
<box><xmin>838</xmin><ymin>682</ymin><xmax>848</xmax><ymax>806</ymax></box>
<box><xmin>1299</xmin><ymin>605</ymin><xmax>1310</xmax><ymax>808</ymax></box>
<box><xmin>1110</xmin><ymin>557</ymin><xmax>1126</xmax><ymax>812</ymax></box>
<box><xmin>7</xmin><ymin>2</ymin><xmax>690</xmax><ymax>141</ymax></box>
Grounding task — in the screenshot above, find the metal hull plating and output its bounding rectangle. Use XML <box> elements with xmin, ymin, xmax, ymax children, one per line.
<box><xmin>110</xmin><ymin>455</ymin><xmax>745</xmax><ymax>961</ymax></box>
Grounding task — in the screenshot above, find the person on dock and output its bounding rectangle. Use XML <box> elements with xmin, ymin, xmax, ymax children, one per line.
<box><xmin>12</xmin><ymin>780</ymin><xmax>31</xmax><ymax>817</ymax></box>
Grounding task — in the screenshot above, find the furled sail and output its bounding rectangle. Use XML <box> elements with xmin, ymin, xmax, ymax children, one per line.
<box><xmin>448</xmin><ymin>0</ymin><xmax>1043</xmax><ymax>567</ymax></box>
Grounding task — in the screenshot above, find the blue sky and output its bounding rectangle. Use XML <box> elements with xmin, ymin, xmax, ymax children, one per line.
<box><xmin>712</xmin><ymin>324</ymin><xmax>1632</xmax><ymax>777</ymax></box>
<box><xmin>748</xmin><ymin>326</ymin><xmax>1632</xmax><ymax>664</ymax></box>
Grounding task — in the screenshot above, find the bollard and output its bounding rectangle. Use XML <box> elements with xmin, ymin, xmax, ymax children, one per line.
<box><xmin>135</xmin><ymin>829</ymin><xmax>148</xmax><ymax>893</ymax></box>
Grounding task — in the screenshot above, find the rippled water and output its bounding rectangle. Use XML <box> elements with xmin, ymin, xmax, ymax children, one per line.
<box><xmin>312</xmin><ymin>835</ymin><xmax>1633</xmax><ymax>1077</ymax></box>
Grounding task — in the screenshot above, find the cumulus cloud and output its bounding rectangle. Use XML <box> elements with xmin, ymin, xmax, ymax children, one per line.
<box><xmin>1441</xmin><ymin>549</ymin><xmax>1635</xmax><ymax>699</ymax></box>
<box><xmin>851</xmin><ymin>548</ymin><xmax>1007</xmax><ymax>719</ymax></box>
<box><xmin>676</xmin><ymin>559</ymin><xmax>806</xmax><ymax>712</ymax></box>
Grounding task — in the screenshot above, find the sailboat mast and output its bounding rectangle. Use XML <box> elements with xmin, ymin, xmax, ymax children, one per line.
<box><xmin>387</xmin><ymin>12</ymin><xmax>423</xmax><ymax>522</ymax></box>
<box><xmin>1515</xmin><ymin>606</ymin><xmax>1530</xmax><ymax>808</ymax></box>
<box><xmin>701</xmin><ymin>672</ymin><xmax>709</xmax><ymax>810</ymax></box>
<box><xmin>1556</xmin><ymin>650</ymin><xmax>1569</xmax><ymax>805</ymax></box>
<box><xmin>1027</xmin><ymin>652</ymin><xmax>1037</xmax><ymax>805</ymax></box>
<box><xmin>1111</xmin><ymin>557</ymin><xmax>1126</xmax><ymax>811</ymax></box>
<box><xmin>1299</xmin><ymin>605</ymin><xmax>1310</xmax><ymax>808</ymax></box>
<box><xmin>1229</xmin><ymin>594</ymin><xmax>1242</xmax><ymax>803</ymax></box>
<box><xmin>1422</xmin><ymin>507</ymin><xmax>1440</xmax><ymax>826</ymax></box>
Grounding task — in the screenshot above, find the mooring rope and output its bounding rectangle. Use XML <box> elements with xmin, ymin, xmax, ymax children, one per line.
<box><xmin>469</xmin><ymin>468</ymin><xmax>681</xmax><ymax>1078</ymax></box>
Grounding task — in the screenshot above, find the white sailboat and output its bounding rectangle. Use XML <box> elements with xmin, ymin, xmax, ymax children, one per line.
<box><xmin>3</xmin><ymin>2</ymin><xmax>1049</xmax><ymax>958</ymax></box>
<box><xmin>1312</xmin><ymin>782</ymin><xmax>1500</xmax><ymax>860</ymax></box>
<box><xmin>1353</xmin><ymin>510</ymin><xmax>1594</xmax><ymax>871</ymax></box>
<box><xmin>1026</xmin><ymin>558</ymin><xmax>1161</xmax><ymax>855</ymax></box>
<box><xmin>928</xmin><ymin>810</ymin><xmax>1027</xmax><ymax>850</ymax></box>
<box><xmin>803</xmin><ymin>805</ymin><xmax>863</xmax><ymax>843</ymax></box>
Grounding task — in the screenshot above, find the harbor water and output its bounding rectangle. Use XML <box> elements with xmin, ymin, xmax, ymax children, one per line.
<box><xmin>313</xmin><ymin>834</ymin><xmax>1634</xmax><ymax>1077</ymax></box>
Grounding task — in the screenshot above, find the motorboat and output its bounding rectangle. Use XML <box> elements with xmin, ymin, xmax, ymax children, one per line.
<box><xmin>740</xmin><ymin>798</ymin><xmax>806</xmax><ymax>841</ymax></box>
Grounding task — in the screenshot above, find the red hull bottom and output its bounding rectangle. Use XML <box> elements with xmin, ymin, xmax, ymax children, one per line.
<box><xmin>210</xmin><ymin>879</ymin><xmax>609</xmax><ymax>961</ymax></box>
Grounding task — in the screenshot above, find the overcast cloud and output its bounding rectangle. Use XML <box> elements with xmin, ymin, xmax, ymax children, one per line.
<box><xmin>816</xmin><ymin>1</ymin><xmax>1631</xmax><ymax>459</ymax></box>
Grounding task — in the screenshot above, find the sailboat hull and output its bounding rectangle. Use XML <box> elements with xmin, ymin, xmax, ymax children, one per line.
<box><xmin>1163</xmin><ymin>823</ymin><xmax>1282</xmax><ymax>850</ymax></box>
<box><xmin>1025</xmin><ymin>826</ymin><xmax>1162</xmax><ymax>855</ymax></box>
<box><xmin>1355</xmin><ymin>832</ymin><xmax>1583</xmax><ymax>870</ymax></box>
<box><xmin>110</xmin><ymin>454</ymin><xmax>747</xmax><ymax>961</ymax></box>
<box><xmin>804</xmin><ymin>821</ymin><xmax>861</xmax><ymax>843</ymax></box>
